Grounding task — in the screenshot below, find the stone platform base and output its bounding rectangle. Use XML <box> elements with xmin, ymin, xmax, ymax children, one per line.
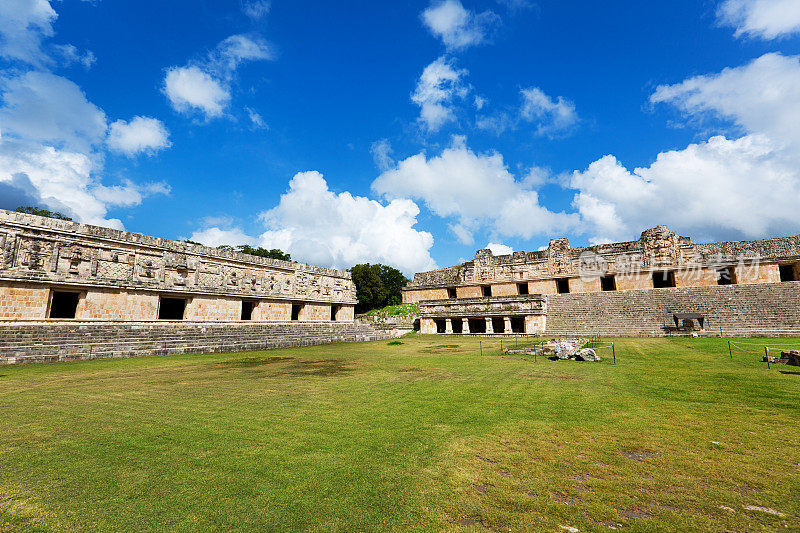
<box><xmin>0</xmin><ymin>321</ymin><xmax>395</xmax><ymax>365</ymax></box>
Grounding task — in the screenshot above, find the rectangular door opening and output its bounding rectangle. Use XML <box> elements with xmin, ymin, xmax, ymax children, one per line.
<box><xmin>482</xmin><ymin>285</ymin><xmax>492</xmax><ymax>297</ymax></box>
<box><xmin>510</xmin><ymin>316</ymin><xmax>525</xmax><ymax>333</ymax></box>
<box><xmin>717</xmin><ymin>267</ymin><xmax>735</xmax><ymax>286</ymax></box>
<box><xmin>158</xmin><ymin>297</ymin><xmax>186</xmax><ymax>320</ymax></box>
<box><xmin>652</xmin><ymin>271</ymin><xmax>676</xmax><ymax>288</ymax></box>
<box><xmin>291</xmin><ymin>303</ymin><xmax>304</xmax><ymax>321</ymax></box>
<box><xmin>435</xmin><ymin>319</ymin><xmax>447</xmax><ymax>333</ymax></box>
<box><xmin>492</xmin><ymin>317</ymin><xmax>505</xmax><ymax>333</ymax></box>
<box><xmin>556</xmin><ymin>278</ymin><xmax>570</xmax><ymax>294</ymax></box>
<box><xmin>241</xmin><ymin>301</ymin><xmax>255</xmax><ymax>321</ymax></box>
<box><xmin>601</xmin><ymin>275</ymin><xmax>616</xmax><ymax>291</ymax></box>
<box><xmin>468</xmin><ymin>318</ymin><xmax>486</xmax><ymax>333</ymax></box>
<box><xmin>517</xmin><ymin>283</ymin><xmax>529</xmax><ymax>295</ymax></box>
<box><xmin>447</xmin><ymin>287</ymin><xmax>457</xmax><ymax>299</ymax></box>
<box><xmin>451</xmin><ymin>319</ymin><xmax>463</xmax><ymax>334</ymax></box>
<box><xmin>330</xmin><ymin>304</ymin><xmax>340</xmax><ymax>321</ymax></box>
<box><xmin>49</xmin><ymin>291</ymin><xmax>79</xmax><ymax>319</ymax></box>
<box><xmin>780</xmin><ymin>264</ymin><xmax>796</xmax><ymax>282</ymax></box>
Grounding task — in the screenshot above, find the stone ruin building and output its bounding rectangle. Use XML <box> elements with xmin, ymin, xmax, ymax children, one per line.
<box><xmin>404</xmin><ymin>226</ymin><xmax>800</xmax><ymax>337</ymax></box>
<box><xmin>0</xmin><ymin>208</ymin><xmax>389</xmax><ymax>364</ymax></box>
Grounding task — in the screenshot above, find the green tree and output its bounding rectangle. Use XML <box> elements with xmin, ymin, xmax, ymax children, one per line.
<box><xmin>350</xmin><ymin>264</ymin><xmax>388</xmax><ymax>314</ymax></box>
<box><xmin>378</xmin><ymin>264</ymin><xmax>409</xmax><ymax>306</ymax></box>
<box><xmin>215</xmin><ymin>244</ymin><xmax>291</xmax><ymax>261</ymax></box>
<box><xmin>15</xmin><ymin>206</ymin><xmax>72</xmax><ymax>221</ymax></box>
<box><xmin>349</xmin><ymin>263</ymin><xmax>409</xmax><ymax>313</ymax></box>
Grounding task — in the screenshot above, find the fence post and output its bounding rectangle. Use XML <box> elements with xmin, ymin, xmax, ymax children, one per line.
<box><xmin>728</xmin><ymin>340</ymin><xmax>732</xmax><ymax>360</ymax></box>
<box><xmin>480</xmin><ymin>341</ymin><xmax>483</xmax><ymax>356</ymax></box>
<box><xmin>89</xmin><ymin>344</ymin><xmax>93</xmax><ymax>360</ymax></box>
<box><xmin>612</xmin><ymin>342</ymin><xmax>616</xmax><ymax>365</ymax></box>
<box><xmin>500</xmin><ymin>339</ymin><xmax>503</xmax><ymax>354</ymax></box>
<box><xmin>765</xmin><ymin>346</ymin><xmax>770</xmax><ymax>369</ymax></box>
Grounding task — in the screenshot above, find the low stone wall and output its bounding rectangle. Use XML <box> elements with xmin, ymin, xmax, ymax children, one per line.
<box><xmin>0</xmin><ymin>321</ymin><xmax>395</xmax><ymax>365</ymax></box>
<box><xmin>545</xmin><ymin>281</ymin><xmax>800</xmax><ymax>337</ymax></box>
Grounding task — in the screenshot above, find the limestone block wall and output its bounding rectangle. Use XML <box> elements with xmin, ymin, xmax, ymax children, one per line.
<box><xmin>303</xmin><ymin>303</ymin><xmax>332</xmax><ymax>322</ymax></box>
<box><xmin>253</xmin><ymin>300</ymin><xmax>291</xmax><ymax>321</ymax></box>
<box><xmin>0</xmin><ymin>283</ymin><xmax>49</xmax><ymax>319</ymax></box>
<box><xmin>544</xmin><ymin>281</ymin><xmax>800</xmax><ymax>337</ymax></box>
<box><xmin>185</xmin><ymin>296</ymin><xmax>241</xmax><ymax>321</ymax></box>
<box><xmin>334</xmin><ymin>305</ymin><xmax>354</xmax><ymax>322</ymax></box>
<box><xmin>0</xmin><ymin>321</ymin><xmax>394</xmax><ymax>365</ymax></box>
<box><xmin>80</xmin><ymin>289</ymin><xmax>159</xmax><ymax>320</ymax></box>
<box><xmin>528</xmin><ymin>279</ymin><xmax>557</xmax><ymax>295</ymax></box>
<box><xmin>568</xmin><ymin>277</ymin><xmax>601</xmax><ymax>294</ymax></box>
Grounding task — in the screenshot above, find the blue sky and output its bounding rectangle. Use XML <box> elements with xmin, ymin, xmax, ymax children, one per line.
<box><xmin>2</xmin><ymin>0</ymin><xmax>800</xmax><ymax>274</ymax></box>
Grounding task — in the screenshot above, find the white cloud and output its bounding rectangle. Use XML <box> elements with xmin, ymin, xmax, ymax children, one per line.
<box><xmin>255</xmin><ymin>171</ymin><xmax>436</xmax><ymax>274</ymax></box>
<box><xmin>0</xmin><ymin>1</ymin><xmax>170</xmax><ymax>229</ymax></box>
<box><xmin>520</xmin><ymin>87</ymin><xmax>579</xmax><ymax>137</ymax></box>
<box><xmin>163</xmin><ymin>66</ymin><xmax>231</xmax><ymax>119</ymax></box>
<box><xmin>421</xmin><ymin>0</ymin><xmax>500</xmax><ymax>51</ymax></box>
<box><xmin>0</xmin><ymin>71</ymin><xmax>107</xmax><ymax>152</ymax></box>
<box><xmin>190</xmin><ymin>226</ymin><xmax>258</xmax><ymax>248</ymax></box>
<box><xmin>370</xmin><ymin>139</ymin><xmax>394</xmax><ymax>171</ymax></box>
<box><xmin>107</xmin><ymin>116</ymin><xmax>171</xmax><ymax>156</ymax></box>
<box><xmin>372</xmin><ymin>137</ymin><xmax>576</xmax><ymax>244</ymax></box>
<box><xmin>571</xmin><ymin>134</ymin><xmax>800</xmax><ymax>243</ymax></box>
<box><xmin>718</xmin><ymin>0</ymin><xmax>800</xmax><ymax>39</ymax></box>
<box><xmin>245</xmin><ymin>107</ymin><xmax>267</xmax><ymax>129</ymax></box>
<box><xmin>651</xmin><ymin>53</ymin><xmax>800</xmax><ymax>149</ymax></box>
<box><xmin>411</xmin><ymin>56</ymin><xmax>469</xmax><ymax>132</ymax></box>
<box><xmin>0</xmin><ymin>0</ymin><xmax>57</xmax><ymax>67</ymax></box>
<box><xmin>163</xmin><ymin>34</ymin><xmax>273</xmax><ymax>120</ymax></box>
<box><xmin>242</xmin><ymin>0</ymin><xmax>270</xmax><ymax>20</ymax></box>
<box><xmin>485</xmin><ymin>242</ymin><xmax>512</xmax><ymax>255</ymax></box>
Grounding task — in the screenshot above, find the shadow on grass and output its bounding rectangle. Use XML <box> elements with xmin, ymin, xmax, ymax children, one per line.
<box><xmin>778</xmin><ymin>369</ymin><xmax>800</xmax><ymax>375</ymax></box>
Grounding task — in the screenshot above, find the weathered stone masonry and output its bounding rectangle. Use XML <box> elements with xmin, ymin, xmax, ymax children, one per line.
<box><xmin>405</xmin><ymin>226</ymin><xmax>800</xmax><ymax>336</ymax></box>
<box><xmin>0</xmin><ymin>209</ymin><xmax>393</xmax><ymax>364</ymax></box>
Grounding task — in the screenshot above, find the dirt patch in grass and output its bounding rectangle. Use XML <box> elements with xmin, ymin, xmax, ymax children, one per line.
<box><xmin>453</xmin><ymin>516</ymin><xmax>479</xmax><ymax>526</ymax></box>
<box><xmin>473</xmin><ymin>483</ymin><xmax>490</xmax><ymax>495</ymax></box>
<box><xmin>619</xmin><ymin>451</ymin><xmax>657</xmax><ymax>462</ymax></box>
<box><xmin>551</xmin><ymin>492</ymin><xmax>576</xmax><ymax>505</ymax></box>
<box><xmin>281</xmin><ymin>359</ymin><xmax>352</xmax><ymax>377</ymax></box>
<box><xmin>215</xmin><ymin>356</ymin><xmax>296</xmax><ymax>368</ymax></box>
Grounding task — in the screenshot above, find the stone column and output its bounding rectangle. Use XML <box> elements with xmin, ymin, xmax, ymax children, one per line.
<box><xmin>485</xmin><ymin>317</ymin><xmax>493</xmax><ymax>334</ymax></box>
<box><xmin>504</xmin><ymin>316</ymin><xmax>511</xmax><ymax>334</ymax></box>
<box><xmin>445</xmin><ymin>318</ymin><xmax>453</xmax><ymax>334</ymax></box>
<box><xmin>462</xmin><ymin>318</ymin><xmax>470</xmax><ymax>334</ymax></box>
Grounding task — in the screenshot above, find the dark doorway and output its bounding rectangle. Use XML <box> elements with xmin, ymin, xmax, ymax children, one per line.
<box><xmin>241</xmin><ymin>301</ymin><xmax>255</xmax><ymax>321</ymax></box>
<box><xmin>330</xmin><ymin>305</ymin><xmax>340</xmax><ymax>321</ymax></box>
<box><xmin>468</xmin><ymin>318</ymin><xmax>486</xmax><ymax>333</ymax></box>
<box><xmin>517</xmin><ymin>283</ymin><xmax>529</xmax><ymax>295</ymax></box>
<box><xmin>601</xmin><ymin>275</ymin><xmax>616</xmax><ymax>291</ymax></box>
<box><xmin>780</xmin><ymin>264</ymin><xmax>796</xmax><ymax>282</ymax></box>
<box><xmin>49</xmin><ymin>291</ymin><xmax>79</xmax><ymax>319</ymax></box>
<box><xmin>717</xmin><ymin>267</ymin><xmax>735</xmax><ymax>286</ymax></box>
<box><xmin>492</xmin><ymin>317</ymin><xmax>505</xmax><ymax>333</ymax></box>
<box><xmin>447</xmin><ymin>287</ymin><xmax>457</xmax><ymax>299</ymax></box>
<box><xmin>435</xmin><ymin>319</ymin><xmax>446</xmax><ymax>333</ymax></box>
<box><xmin>158</xmin><ymin>297</ymin><xmax>186</xmax><ymax>320</ymax></box>
<box><xmin>482</xmin><ymin>285</ymin><xmax>492</xmax><ymax>297</ymax></box>
<box><xmin>291</xmin><ymin>303</ymin><xmax>303</xmax><ymax>321</ymax></box>
<box><xmin>452</xmin><ymin>318</ymin><xmax>463</xmax><ymax>334</ymax></box>
<box><xmin>652</xmin><ymin>271</ymin><xmax>676</xmax><ymax>288</ymax></box>
<box><xmin>556</xmin><ymin>278</ymin><xmax>570</xmax><ymax>294</ymax></box>
<box><xmin>510</xmin><ymin>316</ymin><xmax>525</xmax><ymax>333</ymax></box>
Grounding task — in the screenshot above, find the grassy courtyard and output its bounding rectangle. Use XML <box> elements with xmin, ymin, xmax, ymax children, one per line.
<box><xmin>1</xmin><ymin>335</ymin><xmax>798</xmax><ymax>532</ymax></box>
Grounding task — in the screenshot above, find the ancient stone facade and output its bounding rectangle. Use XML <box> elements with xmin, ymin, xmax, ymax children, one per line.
<box><xmin>0</xmin><ymin>208</ymin><xmax>357</xmax><ymax>323</ymax></box>
<box><xmin>407</xmin><ymin>226</ymin><xmax>800</xmax><ymax>336</ymax></box>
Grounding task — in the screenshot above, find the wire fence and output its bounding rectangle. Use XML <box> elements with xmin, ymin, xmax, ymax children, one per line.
<box><xmin>728</xmin><ymin>339</ymin><xmax>800</xmax><ymax>369</ymax></box>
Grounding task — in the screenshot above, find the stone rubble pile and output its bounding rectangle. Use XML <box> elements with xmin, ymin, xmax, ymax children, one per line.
<box><xmin>763</xmin><ymin>349</ymin><xmax>800</xmax><ymax>366</ymax></box>
<box><xmin>538</xmin><ymin>338</ymin><xmax>601</xmax><ymax>362</ymax></box>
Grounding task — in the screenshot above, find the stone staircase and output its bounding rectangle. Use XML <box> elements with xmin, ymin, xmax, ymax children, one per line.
<box><xmin>545</xmin><ymin>281</ymin><xmax>800</xmax><ymax>337</ymax></box>
<box><xmin>0</xmin><ymin>321</ymin><xmax>394</xmax><ymax>365</ymax></box>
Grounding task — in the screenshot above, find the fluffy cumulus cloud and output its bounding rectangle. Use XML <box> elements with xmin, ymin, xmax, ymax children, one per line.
<box><xmin>650</xmin><ymin>53</ymin><xmax>800</xmax><ymax>148</ymax></box>
<box><xmin>107</xmin><ymin>116</ymin><xmax>171</xmax><ymax>156</ymax></box>
<box><xmin>192</xmin><ymin>172</ymin><xmax>436</xmax><ymax>274</ymax></box>
<box><xmin>717</xmin><ymin>0</ymin><xmax>800</xmax><ymax>39</ymax></box>
<box><xmin>572</xmin><ymin>52</ymin><xmax>800</xmax><ymax>243</ymax></box>
<box><xmin>0</xmin><ymin>1</ymin><xmax>171</xmax><ymax>228</ymax></box>
<box><xmin>242</xmin><ymin>0</ymin><xmax>270</xmax><ymax>20</ymax></box>
<box><xmin>421</xmin><ymin>0</ymin><xmax>500</xmax><ymax>50</ymax></box>
<box><xmin>485</xmin><ymin>242</ymin><xmax>512</xmax><ymax>255</ymax></box>
<box><xmin>163</xmin><ymin>65</ymin><xmax>231</xmax><ymax>119</ymax></box>
<box><xmin>477</xmin><ymin>86</ymin><xmax>579</xmax><ymax>137</ymax></box>
<box><xmin>372</xmin><ymin>136</ymin><xmax>576</xmax><ymax>245</ymax></box>
<box><xmin>163</xmin><ymin>34</ymin><xmax>273</xmax><ymax>120</ymax></box>
<box><xmin>411</xmin><ymin>56</ymin><xmax>469</xmax><ymax>132</ymax></box>
<box><xmin>520</xmin><ymin>87</ymin><xmax>579</xmax><ymax>137</ymax></box>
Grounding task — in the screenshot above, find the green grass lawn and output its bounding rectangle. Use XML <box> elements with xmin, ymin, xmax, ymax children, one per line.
<box><xmin>1</xmin><ymin>335</ymin><xmax>799</xmax><ymax>532</ymax></box>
